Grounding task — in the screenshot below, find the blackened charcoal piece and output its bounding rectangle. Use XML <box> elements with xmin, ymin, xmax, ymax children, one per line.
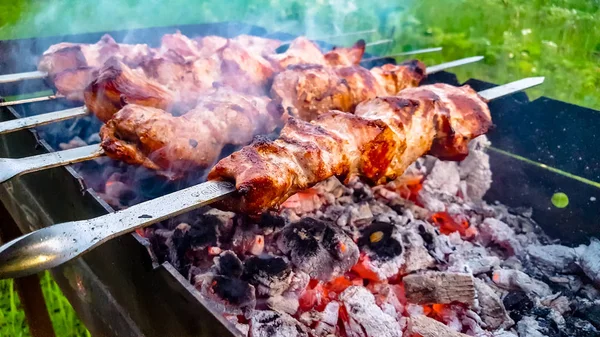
<box><xmin>249</xmin><ymin>310</ymin><xmax>309</xmax><ymax>337</ymax></box>
<box><xmin>277</xmin><ymin>218</ymin><xmax>359</xmax><ymax>281</ymax></box>
<box><xmin>259</xmin><ymin>212</ymin><xmax>288</xmax><ymax>231</ymax></box>
<box><xmin>242</xmin><ymin>255</ymin><xmax>293</xmax><ymax>296</ymax></box>
<box><xmin>214</xmin><ymin>251</ymin><xmax>243</xmax><ymax>278</ymax></box>
<box><xmin>199</xmin><ymin>275</ymin><xmax>256</xmax><ymax>314</ymax></box>
<box><xmin>188</xmin><ymin>215</ymin><xmax>219</xmax><ymax>248</ymax></box>
<box><xmin>503</xmin><ymin>290</ymin><xmax>534</xmax><ymax>322</ymax></box>
<box><xmin>358</xmin><ymin>222</ymin><xmax>402</xmax><ymax>261</ymax></box>
<box><xmin>563</xmin><ymin>316</ymin><xmax>600</xmax><ymax>336</ymax></box>
<box><xmin>574</xmin><ymin>303</ymin><xmax>600</xmax><ymax>330</ymax></box>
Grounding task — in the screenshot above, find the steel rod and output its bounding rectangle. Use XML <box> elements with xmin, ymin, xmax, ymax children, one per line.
<box><xmin>0</xmin><ymin>77</ymin><xmax>545</xmax><ymax>279</ymax></box>
<box><xmin>0</xmin><ymin>94</ymin><xmax>65</xmax><ymax>107</ymax></box>
<box><xmin>425</xmin><ymin>56</ymin><xmax>484</xmax><ymax>75</ymax></box>
<box><xmin>0</xmin><ymin>107</ymin><xmax>88</xmax><ymax>135</ymax></box>
<box><xmin>360</xmin><ymin>47</ymin><xmax>443</xmax><ymax>63</ymax></box>
<box><xmin>0</xmin><ymin>144</ymin><xmax>103</xmax><ymax>184</ymax></box>
<box><xmin>0</xmin><ymin>71</ymin><xmax>47</xmax><ymax>84</ymax></box>
<box><xmin>365</xmin><ymin>39</ymin><xmax>393</xmax><ymax>47</ymax></box>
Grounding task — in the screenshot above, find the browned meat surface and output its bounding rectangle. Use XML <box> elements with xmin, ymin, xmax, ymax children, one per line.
<box><xmin>84</xmin><ymin>58</ymin><xmax>177</xmax><ymax>122</ymax></box>
<box><xmin>99</xmin><ymin>88</ymin><xmax>274</xmax><ymax>178</ymax></box>
<box><xmin>52</xmin><ymin>67</ymin><xmax>97</xmax><ymax>101</ymax></box>
<box><xmin>208</xmin><ymin>83</ymin><xmax>491</xmax><ymax>214</ymax></box>
<box><xmin>323</xmin><ymin>39</ymin><xmax>366</xmax><ymax>66</ymax></box>
<box><xmin>38</xmin><ymin>34</ymin><xmax>153</xmax><ymax>76</ymax></box>
<box><xmin>233</xmin><ymin>34</ymin><xmax>282</xmax><ymax>55</ymax></box>
<box><xmin>270</xmin><ymin>59</ymin><xmax>426</xmax><ymax>121</ymax></box>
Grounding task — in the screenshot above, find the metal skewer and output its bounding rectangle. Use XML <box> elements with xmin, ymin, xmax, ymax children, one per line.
<box><xmin>0</xmin><ymin>56</ymin><xmax>482</xmax><ymax>137</ymax></box>
<box><xmin>0</xmin><ymin>94</ymin><xmax>65</xmax><ymax>107</ymax></box>
<box><xmin>0</xmin><ymin>144</ymin><xmax>103</xmax><ymax>184</ymax></box>
<box><xmin>360</xmin><ymin>47</ymin><xmax>443</xmax><ymax>63</ymax></box>
<box><xmin>0</xmin><ymin>70</ymin><xmax>47</xmax><ymax>84</ymax></box>
<box><xmin>0</xmin><ymin>76</ymin><xmax>546</xmax><ymax>279</ymax></box>
<box><xmin>0</xmin><ymin>107</ymin><xmax>88</xmax><ymax>135</ymax></box>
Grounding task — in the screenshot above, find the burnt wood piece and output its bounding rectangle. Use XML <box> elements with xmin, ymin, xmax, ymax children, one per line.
<box><xmin>403</xmin><ymin>272</ymin><xmax>475</xmax><ymax>306</ymax></box>
<box><xmin>407</xmin><ymin>315</ymin><xmax>470</xmax><ymax>337</ymax></box>
<box><xmin>473</xmin><ymin>278</ymin><xmax>514</xmax><ymax>329</ymax></box>
<box><xmin>0</xmin><ymin>202</ymin><xmax>56</xmax><ymax>337</ymax></box>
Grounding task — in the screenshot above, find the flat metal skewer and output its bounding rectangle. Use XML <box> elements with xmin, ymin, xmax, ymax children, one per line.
<box><xmin>0</xmin><ymin>144</ymin><xmax>103</xmax><ymax>184</ymax></box>
<box><xmin>0</xmin><ymin>70</ymin><xmax>47</xmax><ymax>84</ymax></box>
<box><xmin>360</xmin><ymin>47</ymin><xmax>443</xmax><ymax>63</ymax></box>
<box><xmin>0</xmin><ymin>77</ymin><xmax>545</xmax><ymax>279</ymax></box>
<box><xmin>0</xmin><ymin>94</ymin><xmax>66</xmax><ymax>108</ymax></box>
<box><xmin>0</xmin><ymin>56</ymin><xmax>483</xmax><ymax>136</ymax></box>
<box><xmin>0</xmin><ymin>107</ymin><xmax>88</xmax><ymax>135</ymax></box>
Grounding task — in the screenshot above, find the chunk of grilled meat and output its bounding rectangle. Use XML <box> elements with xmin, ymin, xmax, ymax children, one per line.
<box><xmin>38</xmin><ymin>34</ymin><xmax>153</xmax><ymax>76</ymax></box>
<box><xmin>99</xmin><ymin>88</ymin><xmax>274</xmax><ymax>178</ymax></box>
<box><xmin>267</xmin><ymin>37</ymin><xmax>366</xmax><ymax>71</ymax></box>
<box><xmin>208</xmin><ymin>83</ymin><xmax>491</xmax><ymax>214</ymax></box>
<box><xmin>84</xmin><ymin>58</ymin><xmax>177</xmax><ymax>122</ymax></box>
<box><xmin>270</xmin><ymin>60</ymin><xmax>426</xmax><ymax>121</ymax></box>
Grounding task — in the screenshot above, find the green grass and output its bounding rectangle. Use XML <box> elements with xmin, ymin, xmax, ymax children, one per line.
<box><xmin>0</xmin><ymin>1</ymin><xmax>598</xmax><ymax>336</ymax></box>
<box><xmin>0</xmin><ymin>272</ymin><xmax>90</xmax><ymax>337</ymax></box>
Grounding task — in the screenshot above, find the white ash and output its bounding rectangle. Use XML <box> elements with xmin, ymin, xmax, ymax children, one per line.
<box><xmin>249</xmin><ymin>310</ymin><xmax>309</xmax><ymax>337</ymax></box>
<box><xmin>314</xmin><ymin>301</ymin><xmax>339</xmax><ymax>336</ymax></box>
<box><xmin>458</xmin><ymin>135</ymin><xmax>493</xmax><ymax>201</ymax></box>
<box><xmin>526</xmin><ymin>244</ymin><xmax>580</xmax><ymax>274</ymax></box>
<box><xmin>448</xmin><ymin>240</ymin><xmax>501</xmax><ymax>275</ymax></box>
<box><xmin>578</xmin><ymin>238</ymin><xmax>600</xmax><ymax>287</ymax></box>
<box><xmin>474</xmin><ymin>278</ymin><xmax>514</xmax><ymax>329</ymax></box>
<box><xmin>339</xmin><ymin>286</ymin><xmax>402</xmax><ymax>337</ymax></box>
<box><xmin>479</xmin><ymin>218</ymin><xmax>523</xmax><ymax>256</ymax></box>
<box><xmin>492</xmin><ymin>269</ymin><xmax>552</xmax><ymax>297</ymax></box>
<box><xmin>266</xmin><ymin>294</ymin><xmax>299</xmax><ymax>315</ymax></box>
<box><xmin>399</xmin><ymin>222</ymin><xmax>437</xmax><ymax>274</ymax></box>
<box><xmin>516</xmin><ymin>316</ymin><xmax>547</xmax><ymax>337</ymax></box>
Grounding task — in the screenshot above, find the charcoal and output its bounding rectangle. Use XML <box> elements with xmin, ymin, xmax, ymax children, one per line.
<box><xmin>314</xmin><ymin>301</ymin><xmax>339</xmax><ymax>336</ymax></box>
<box><xmin>399</xmin><ymin>227</ymin><xmax>436</xmax><ymax>274</ymax></box>
<box><xmin>563</xmin><ymin>316</ymin><xmax>600</xmax><ymax>336</ymax></box>
<box><xmin>492</xmin><ymin>269</ymin><xmax>552</xmax><ymax>297</ymax></box>
<box><xmin>407</xmin><ymin>314</ymin><xmax>470</xmax><ymax>337</ymax></box>
<box><xmin>214</xmin><ymin>250</ymin><xmax>243</xmax><ymax>278</ymax></box>
<box><xmin>249</xmin><ymin>310</ymin><xmax>309</xmax><ymax>337</ymax></box>
<box><xmin>574</xmin><ymin>302</ymin><xmax>600</xmax><ymax>330</ymax></box>
<box><xmin>358</xmin><ymin>222</ymin><xmax>402</xmax><ymax>261</ymax></box>
<box><xmin>265</xmin><ymin>294</ymin><xmax>299</xmax><ymax>315</ymax></box>
<box><xmin>579</xmin><ymin>238</ymin><xmax>600</xmax><ymax>287</ymax></box>
<box><xmin>479</xmin><ymin>218</ymin><xmax>523</xmax><ymax>256</ymax></box>
<box><xmin>526</xmin><ymin>244</ymin><xmax>580</xmax><ymax>274</ymax></box>
<box><xmin>502</xmin><ymin>290</ymin><xmax>534</xmax><ymax>322</ymax></box>
<box><xmin>258</xmin><ymin>212</ymin><xmax>287</xmax><ymax>232</ymax></box>
<box><xmin>473</xmin><ymin>278</ymin><xmax>514</xmax><ymax>329</ymax></box>
<box><xmin>516</xmin><ymin>316</ymin><xmax>548</xmax><ymax>337</ymax></box>
<box><xmin>339</xmin><ymin>286</ymin><xmax>402</xmax><ymax>337</ymax></box>
<box><xmin>403</xmin><ymin>272</ymin><xmax>475</xmax><ymax>306</ymax></box>
<box><xmin>277</xmin><ymin>218</ymin><xmax>359</xmax><ymax>281</ymax></box>
<box><xmin>457</xmin><ymin>135</ymin><xmax>492</xmax><ymax>201</ymax></box>
<box><xmin>198</xmin><ymin>275</ymin><xmax>256</xmax><ymax>315</ymax></box>
<box><xmin>242</xmin><ymin>255</ymin><xmax>293</xmax><ymax>296</ymax></box>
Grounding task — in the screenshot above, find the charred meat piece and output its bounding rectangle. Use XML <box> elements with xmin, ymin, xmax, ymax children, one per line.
<box><xmin>99</xmin><ymin>88</ymin><xmax>273</xmax><ymax>178</ymax></box>
<box><xmin>276</xmin><ymin>218</ymin><xmax>359</xmax><ymax>281</ymax></box>
<box><xmin>241</xmin><ymin>255</ymin><xmax>293</xmax><ymax>296</ymax></box>
<box><xmin>84</xmin><ymin>58</ymin><xmax>177</xmax><ymax>122</ymax></box>
<box><xmin>209</xmin><ymin>83</ymin><xmax>491</xmax><ymax>214</ymax></box>
<box><xmin>270</xmin><ymin>59</ymin><xmax>426</xmax><ymax>121</ymax></box>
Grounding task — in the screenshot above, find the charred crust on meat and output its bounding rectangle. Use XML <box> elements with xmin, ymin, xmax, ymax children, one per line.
<box><xmin>358</xmin><ymin>222</ymin><xmax>402</xmax><ymax>261</ymax></box>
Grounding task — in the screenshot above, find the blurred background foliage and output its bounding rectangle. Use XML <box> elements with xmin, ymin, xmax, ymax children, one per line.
<box><xmin>0</xmin><ymin>0</ymin><xmax>598</xmax><ymax>336</ymax></box>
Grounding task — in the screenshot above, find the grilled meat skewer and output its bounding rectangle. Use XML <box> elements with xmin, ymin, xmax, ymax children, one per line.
<box><xmin>99</xmin><ymin>87</ymin><xmax>275</xmax><ymax>177</ymax></box>
<box><xmin>270</xmin><ymin>60</ymin><xmax>427</xmax><ymax>121</ymax></box>
<box><xmin>208</xmin><ymin>83</ymin><xmax>492</xmax><ymax>214</ymax></box>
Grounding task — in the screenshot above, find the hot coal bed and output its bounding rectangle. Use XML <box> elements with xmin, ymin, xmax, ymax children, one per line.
<box><xmin>1</xmin><ymin>24</ymin><xmax>599</xmax><ymax>337</ymax></box>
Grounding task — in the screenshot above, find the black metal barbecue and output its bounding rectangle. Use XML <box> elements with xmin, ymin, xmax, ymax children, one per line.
<box><xmin>0</xmin><ymin>22</ymin><xmax>598</xmax><ymax>337</ymax></box>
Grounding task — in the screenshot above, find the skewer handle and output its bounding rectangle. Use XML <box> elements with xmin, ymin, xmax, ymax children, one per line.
<box><xmin>0</xmin><ymin>107</ymin><xmax>88</xmax><ymax>135</ymax></box>
<box><xmin>0</xmin><ymin>71</ymin><xmax>48</xmax><ymax>84</ymax></box>
<box><xmin>0</xmin><ymin>180</ymin><xmax>235</xmax><ymax>279</ymax></box>
<box><xmin>0</xmin><ymin>144</ymin><xmax>103</xmax><ymax>184</ymax></box>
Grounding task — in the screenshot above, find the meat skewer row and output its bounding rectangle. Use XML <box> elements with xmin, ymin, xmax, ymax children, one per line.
<box><xmin>95</xmin><ymin>57</ymin><xmax>483</xmax><ymax>176</ymax></box>
<box><xmin>0</xmin><ymin>77</ymin><xmax>545</xmax><ymax>280</ymax></box>
<box><xmin>207</xmin><ymin>83</ymin><xmax>493</xmax><ymax>214</ymax></box>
